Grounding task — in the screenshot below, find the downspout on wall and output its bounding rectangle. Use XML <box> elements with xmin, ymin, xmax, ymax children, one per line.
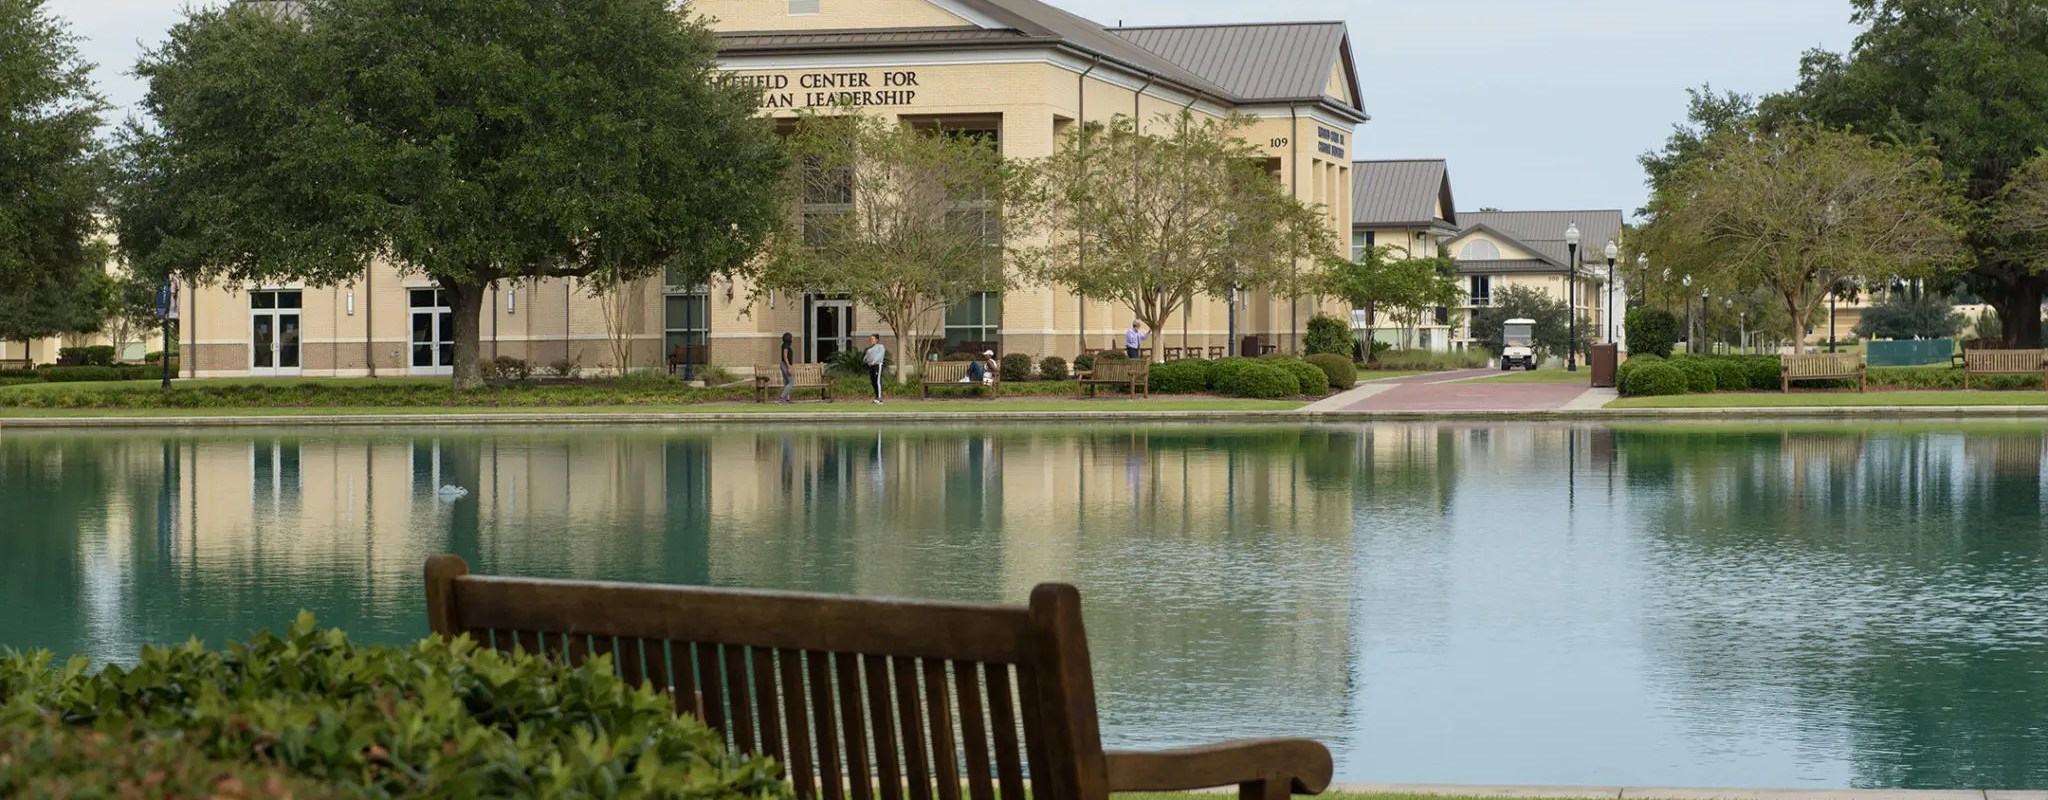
<box><xmin>1289</xmin><ymin>103</ymin><xmax>1301</xmax><ymax>353</ymax></box>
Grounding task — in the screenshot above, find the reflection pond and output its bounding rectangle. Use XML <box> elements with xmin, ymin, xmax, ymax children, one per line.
<box><xmin>4</xmin><ymin>422</ymin><xmax>2048</xmax><ymax>789</ymax></box>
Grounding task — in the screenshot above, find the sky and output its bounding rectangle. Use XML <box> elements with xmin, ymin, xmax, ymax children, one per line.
<box><xmin>52</xmin><ymin>0</ymin><xmax>1862</xmax><ymax>223</ymax></box>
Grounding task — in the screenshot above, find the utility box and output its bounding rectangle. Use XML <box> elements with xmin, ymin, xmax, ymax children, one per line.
<box><xmin>1590</xmin><ymin>344</ymin><xmax>1619</xmax><ymax>388</ymax></box>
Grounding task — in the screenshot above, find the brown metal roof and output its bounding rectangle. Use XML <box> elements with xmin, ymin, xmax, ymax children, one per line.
<box><xmin>1351</xmin><ymin>159</ymin><xmax>1455</xmax><ymax>228</ymax></box>
<box><xmin>1109</xmin><ymin>22</ymin><xmax>1352</xmax><ymax>104</ymax></box>
<box><xmin>720</xmin><ymin>26</ymin><xmax>1034</xmax><ymax>51</ymax></box>
<box><xmin>1453</xmin><ymin>259</ymin><xmax>1571</xmax><ymax>276</ymax></box>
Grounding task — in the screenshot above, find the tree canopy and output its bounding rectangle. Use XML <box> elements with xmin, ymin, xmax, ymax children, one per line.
<box><xmin>1470</xmin><ymin>285</ymin><xmax>1588</xmax><ymax>360</ymax></box>
<box><xmin>1765</xmin><ymin>0</ymin><xmax>2048</xmax><ymax>346</ymax></box>
<box><xmin>1639</xmin><ymin>124</ymin><xmax>1963</xmax><ymax>352</ymax></box>
<box><xmin>1006</xmin><ymin>113</ymin><xmax>1330</xmax><ymax>360</ymax></box>
<box><xmin>116</xmin><ymin>0</ymin><xmax>788</xmax><ymax>388</ymax></box>
<box><xmin>0</xmin><ymin>0</ymin><xmax>107</xmax><ymax>338</ymax></box>
<box><xmin>759</xmin><ymin>113</ymin><xmax>1010</xmax><ymax>379</ymax></box>
<box><xmin>1318</xmin><ymin>245</ymin><xmax>1464</xmax><ymax>356</ymax></box>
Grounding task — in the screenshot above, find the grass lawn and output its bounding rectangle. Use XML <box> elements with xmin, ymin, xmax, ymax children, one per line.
<box><xmin>0</xmin><ymin>398</ymin><xmax>1304</xmax><ymax>419</ymax></box>
<box><xmin>1466</xmin><ymin>368</ymin><xmax>1592</xmax><ymax>385</ymax></box>
<box><xmin>0</xmin><ymin>376</ymin><xmax>441</xmax><ymax>393</ymax></box>
<box><xmin>1609</xmin><ymin>390</ymin><xmax>2048</xmax><ymax>408</ymax></box>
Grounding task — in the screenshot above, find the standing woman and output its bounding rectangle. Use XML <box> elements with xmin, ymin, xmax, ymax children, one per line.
<box><xmin>862</xmin><ymin>334</ymin><xmax>887</xmax><ymax>404</ymax></box>
<box><xmin>778</xmin><ymin>332</ymin><xmax>796</xmax><ymax>404</ymax></box>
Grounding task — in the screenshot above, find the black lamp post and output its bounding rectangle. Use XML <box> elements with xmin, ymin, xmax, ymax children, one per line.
<box><xmin>1565</xmin><ymin>223</ymin><xmax>1581</xmax><ymax>371</ymax></box>
<box><xmin>1604</xmin><ymin>241</ymin><xmax>1619</xmax><ymax>343</ymax></box>
<box><xmin>1700</xmin><ymin>288</ymin><xmax>1710</xmax><ymax>354</ymax></box>
<box><xmin>1828</xmin><ymin>281</ymin><xmax>1839</xmax><ymax>354</ymax></box>
<box><xmin>1681</xmin><ymin>275</ymin><xmax>1694</xmax><ymax>354</ymax></box>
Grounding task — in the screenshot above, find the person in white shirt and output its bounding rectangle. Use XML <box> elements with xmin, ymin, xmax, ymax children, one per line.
<box><xmin>862</xmin><ymin>334</ymin><xmax>887</xmax><ymax>404</ymax></box>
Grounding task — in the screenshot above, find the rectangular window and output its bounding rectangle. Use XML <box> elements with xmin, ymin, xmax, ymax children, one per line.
<box><xmin>788</xmin><ymin>0</ymin><xmax>819</xmax><ymax>14</ymax></box>
<box><xmin>1351</xmin><ymin>231</ymin><xmax>1369</xmax><ymax>262</ymax></box>
<box><xmin>801</xmin><ymin>155</ymin><xmax>853</xmax><ymax>249</ymax></box>
<box><xmin>664</xmin><ymin>286</ymin><xmax>710</xmax><ymax>370</ymax></box>
<box><xmin>1434</xmin><ymin>306</ymin><xmax>1450</xmax><ymax>325</ymax></box>
<box><xmin>943</xmin><ymin>292</ymin><xmax>1001</xmax><ymax>352</ymax></box>
<box><xmin>1468</xmin><ymin>275</ymin><xmax>1492</xmax><ymax>306</ymax></box>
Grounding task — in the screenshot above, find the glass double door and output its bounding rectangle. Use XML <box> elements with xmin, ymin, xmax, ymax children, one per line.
<box><xmin>250</xmin><ymin>290</ymin><xmax>302</xmax><ymax>377</ymax></box>
<box><xmin>807</xmin><ymin>295</ymin><xmax>853</xmax><ymax>363</ymax></box>
<box><xmin>410</xmin><ymin>289</ymin><xmax>454</xmax><ymax>376</ymax></box>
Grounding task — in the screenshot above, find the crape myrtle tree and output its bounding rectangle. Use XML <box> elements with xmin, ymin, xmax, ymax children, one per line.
<box><xmin>0</xmin><ymin>0</ymin><xmax>108</xmax><ymax>347</ymax></box>
<box><xmin>1641</xmin><ymin>124</ymin><xmax>1963</xmax><ymax>353</ymax></box>
<box><xmin>1007</xmin><ymin>112</ymin><xmax>1331</xmax><ymax>362</ymax></box>
<box><xmin>1318</xmin><ymin>244</ymin><xmax>1464</xmax><ymax>359</ymax></box>
<box><xmin>116</xmin><ymin>0</ymin><xmax>787</xmax><ymax>389</ymax></box>
<box><xmin>757</xmin><ymin>111</ymin><xmax>1011</xmax><ymax>381</ymax></box>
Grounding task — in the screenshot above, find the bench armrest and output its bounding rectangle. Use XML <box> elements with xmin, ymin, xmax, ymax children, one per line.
<box><xmin>1104</xmin><ymin>738</ymin><xmax>1332</xmax><ymax>799</ymax></box>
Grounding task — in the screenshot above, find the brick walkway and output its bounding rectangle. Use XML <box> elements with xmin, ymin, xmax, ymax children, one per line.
<box><xmin>1324</xmin><ymin>368</ymin><xmax>1599</xmax><ymax>412</ymax></box>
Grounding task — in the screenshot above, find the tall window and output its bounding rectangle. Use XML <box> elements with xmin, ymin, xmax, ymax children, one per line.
<box><xmin>664</xmin><ymin>267</ymin><xmax>710</xmax><ymax>367</ymax></box>
<box><xmin>944</xmin><ymin>292</ymin><xmax>1001</xmax><ymax>351</ymax></box>
<box><xmin>1468</xmin><ymin>275</ymin><xmax>1492</xmax><ymax>306</ymax></box>
<box><xmin>801</xmin><ymin>155</ymin><xmax>853</xmax><ymax>248</ymax></box>
<box><xmin>1351</xmin><ymin>230</ymin><xmax>1376</xmax><ymax>262</ymax></box>
<box><xmin>940</xmin><ymin>127</ymin><xmax>1002</xmax><ymax>267</ymax></box>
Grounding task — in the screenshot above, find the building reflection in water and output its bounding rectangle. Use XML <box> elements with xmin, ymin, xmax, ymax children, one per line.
<box><xmin>7</xmin><ymin>422</ymin><xmax>2046</xmax><ymax>788</ymax></box>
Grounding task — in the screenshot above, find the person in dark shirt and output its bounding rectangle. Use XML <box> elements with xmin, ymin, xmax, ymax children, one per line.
<box><xmin>777</xmin><ymin>332</ymin><xmax>795</xmax><ymax>404</ymax></box>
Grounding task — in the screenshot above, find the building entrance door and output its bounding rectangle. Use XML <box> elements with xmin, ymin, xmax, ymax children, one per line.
<box><xmin>249</xmin><ymin>290</ymin><xmax>303</xmax><ymax>377</ymax></box>
<box><xmin>807</xmin><ymin>295</ymin><xmax>853</xmax><ymax>363</ymax></box>
<box><xmin>409</xmin><ymin>289</ymin><xmax>455</xmax><ymax>376</ymax></box>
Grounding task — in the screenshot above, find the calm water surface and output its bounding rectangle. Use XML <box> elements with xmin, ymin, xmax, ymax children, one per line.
<box><xmin>3</xmin><ymin>422</ymin><xmax>2046</xmax><ymax>789</ymax></box>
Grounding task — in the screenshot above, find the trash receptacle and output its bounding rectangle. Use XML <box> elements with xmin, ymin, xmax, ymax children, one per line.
<box><xmin>1240</xmin><ymin>336</ymin><xmax>1262</xmax><ymax>358</ymax></box>
<box><xmin>1590</xmin><ymin>344</ymin><xmax>1619</xmax><ymax>388</ymax></box>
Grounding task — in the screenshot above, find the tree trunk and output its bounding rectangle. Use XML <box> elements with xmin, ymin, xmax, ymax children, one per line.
<box><xmin>1999</xmin><ymin>277</ymin><xmax>2045</xmax><ymax>349</ymax></box>
<box><xmin>442</xmin><ymin>278</ymin><xmax>487</xmax><ymax>391</ymax></box>
<box><xmin>891</xmin><ymin>320</ymin><xmax>912</xmax><ymax>383</ymax></box>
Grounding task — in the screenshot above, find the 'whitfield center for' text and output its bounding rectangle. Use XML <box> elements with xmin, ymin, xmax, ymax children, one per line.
<box><xmin>722</xmin><ymin>71</ymin><xmax>922</xmax><ymax>109</ymax></box>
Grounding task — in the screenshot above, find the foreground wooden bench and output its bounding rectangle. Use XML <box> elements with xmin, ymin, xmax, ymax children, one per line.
<box><xmin>1781</xmin><ymin>353</ymin><xmax>1865</xmax><ymax>392</ymax></box>
<box><xmin>756</xmin><ymin>363</ymin><xmax>832</xmax><ymax>402</ymax></box>
<box><xmin>921</xmin><ymin>361</ymin><xmax>1000</xmax><ymax>399</ymax></box>
<box><xmin>1078</xmin><ymin>360</ymin><xmax>1149</xmax><ymax>399</ymax></box>
<box><xmin>424</xmin><ymin>555</ymin><xmax>1331</xmax><ymax>800</ymax></box>
<box><xmin>1963</xmin><ymin>349</ymin><xmax>2047</xmax><ymax>389</ymax></box>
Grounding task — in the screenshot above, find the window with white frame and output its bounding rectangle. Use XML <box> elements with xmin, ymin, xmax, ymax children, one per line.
<box><xmin>1469</xmin><ymin>275</ymin><xmax>1492</xmax><ymax>306</ymax></box>
<box><xmin>1351</xmin><ymin>230</ymin><xmax>1376</xmax><ymax>261</ymax></box>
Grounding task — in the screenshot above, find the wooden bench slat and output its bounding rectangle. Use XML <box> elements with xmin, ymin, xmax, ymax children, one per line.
<box><xmin>865</xmin><ymin>654</ymin><xmax>906</xmax><ymax>800</ymax></box>
<box><xmin>698</xmin><ymin>643</ymin><xmax>732</xmax><ymax>740</ymax></box>
<box><xmin>810</xmin><ymin>650</ymin><xmax>849</xmax><ymax>800</ymax></box>
<box><xmin>618</xmin><ymin>637</ymin><xmax>647</xmax><ymax>689</ymax></box>
<box><xmin>985</xmin><ymin>666</ymin><xmax>1027</xmax><ymax>800</ymax></box>
<box><xmin>1015</xmin><ymin>662</ymin><xmax>1055</xmax><ymax>800</ymax></box>
<box><xmin>730</xmin><ymin>645</ymin><xmax>762</xmax><ymax>755</ymax></box>
<box><xmin>754</xmin><ymin>647</ymin><xmax>788</xmax><ymax>774</ymax></box>
<box><xmin>924</xmin><ymin>660</ymin><xmax>963</xmax><ymax>800</ymax></box>
<box><xmin>835</xmin><ymin>652</ymin><xmax>876</xmax><ymax>800</ymax></box>
<box><xmin>895</xmin><ymin>657</ymin><xmax>935</xmax><ymax>800</ymax></box>
<box><xmin>953</xmin><ymin>661</ymin><xmax>996</xmax><ymax>800</ymax></box>
<box><xmin>517</xmin><ymin>629</ymin><xmax>543</xmax><ymax>658</ymax></box>
<box><xmin>641</xmin><ymin>638</ymin><xmax>673</xmax><ymax>703</ymax></box>
<box><xmin>780</xmin><ymin>648</ymin><xmax>820</xmax><ymax>800</ymax></box>
<box><xmin>450</xmin><ymin>576</ymin><xmax>1034</xmax><ymax>664</ymax></box>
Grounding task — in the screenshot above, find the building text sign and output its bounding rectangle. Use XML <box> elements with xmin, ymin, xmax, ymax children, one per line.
<box><xmin>1317</xmin><ymin>126</ymin><xmax>1346</xmax><ymax>159</ymax></box>
<box><xmin>723</xmin><ymin>71</ymin><xmax>922</xmax><ymax>109</ymax></box>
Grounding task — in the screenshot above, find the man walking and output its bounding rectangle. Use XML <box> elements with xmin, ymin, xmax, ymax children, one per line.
<box><xmin>1124</xmin><ymin>321</ymin><xmax>1149</xmax><ymax>359</ymax></box>
<box><xmin>777</xmin><ymin>332</ymin><xmax>795</xmax><ymax>404</ymax></box>
<box><xmin>862</xmin><ymin>333</ymin><xmax>887</xmax><ymax>404</ymax></box>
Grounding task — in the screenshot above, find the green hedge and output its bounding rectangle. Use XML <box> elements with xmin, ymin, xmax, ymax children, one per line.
<box><xmin>1149</xmin><ymin>359</ymin><xmax>1214</xmax><ymax>394</ymax></box>
<box><xmin>1624</xmin><ymin>308</ymin><xmax>1679</xmax><ymax>358</ymax></box>
<box><xmin>1304</xmin><ymin>314</ymin><xmax>1352</xmax><ymax>356</ymax></box>
<box><xmin>1304</xmin><ymin>353</ymin><xmax>1357</xmax><ymax>391</ymax></box>
<box><xmin>1869</xmin><ymin>366</ymin><xmax>2041</xmax><ymax>390</ymax></box>
<box><xmin>1205</xmin><ymin>357</ymin><xmax>1259</xmax><ymax>391</ymax></box>
<box><xmin>1215</xmin><ymin>360</ymin><xmax>1300</xmax><ymax>398</ymax></box>
<box><xmin>1622</xmin><ymin>362</ymin><xmax>1689</xmax><ymax>396</ymax></box>
<box><xmin>0</xmin><ymin>613</ymin><xmax>787</xmax><ymax>799</ymax></box>
<box><xmin>1038</xmin><ymin>355</ymin><xmax>1069</xmax><ymax>381</ymax></box>
<box><xmin>1365</xmin><ymin>349</ymin><xmax>1488</xmax><ymax>371</ymax></box>
<box><xmin>1615</xmin><ymin>354</ymin><xmax>1660</xmax><ymax>392</ymax></box>
<box><xmin>1669</xmin><ymin>357</ymin><xmax>1721</xmax><ymax>392</ymax></box>
<box><xmin>999</xmin><ymin>353</ymin><xmax>1034</xmax><ymax>383</ymax></box>
<box><xmin>0</xmin><ymin>720</ymin><xmax>350</xmax><ymax>799</ymax></box>
<box><xmin>1261</xmin><ymin>356</ymin><xmax>1330</xmax><ymax>397</ymax></box>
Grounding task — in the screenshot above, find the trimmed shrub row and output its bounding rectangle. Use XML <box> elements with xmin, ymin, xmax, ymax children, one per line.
<box><xmin>0</xmin><ymin>614</ymin><xmax>786</xmax><ymax>799</ymax></box>
<box><xmin>1304</xmin><ymin>353</ymin><xmax>1357</xmax><ymax>391</ymax></box>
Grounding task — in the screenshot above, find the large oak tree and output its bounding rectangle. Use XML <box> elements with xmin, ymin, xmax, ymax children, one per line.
<box><xmin>115</xmin><ymin>0</ymin><xmax>787</xmax><ymax>388</ymax></box>
<box><xmin>0</xmin><ymin>0</ymin><xmax>108</xmax><ymax>352</ymax></box>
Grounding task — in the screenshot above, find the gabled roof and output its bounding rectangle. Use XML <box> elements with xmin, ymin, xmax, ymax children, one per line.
<box><xmin>1454</xmin><ymin>210</ymin><xmax>1625</xmax><ymax>269</ymax></box>
<box><xmin>1110</xmin><ymin>22</ymin><xmax>1357</xmax><ymax>106</ymax></box>
<box><xmin>715</xmin><ymin>0</ymin><xmax>1367</xmax><ymax>119</ymax></box>
<box><xmin>1351</xmin><ymin>159</ymin><xmax>1455</xmax><ymax>229</ymax></box>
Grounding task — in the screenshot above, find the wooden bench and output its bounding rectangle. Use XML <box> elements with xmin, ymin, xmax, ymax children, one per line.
<box><xmin>756</xmin><ymin>363</ymin><xmax>832</xmax><ymax>402</ymax></box>
<box><xmin>424</xmin><ymin>555</ymin><xmax>1331</xmax><ymax>800</ymax></box>
<box><xmin>921</xmin><ymin>361</ymin><xmax>1000</xmax><ymax>399</ymax></box>
<box><xmin>1781</xmin><ymin>353</ymin><xmax>1865</xmax><ymax>392</ymax></box>
<box><xmin>1078</xmin><ymin>360</ymin><xmax>1149</xmax><ymax>399</ymax></box>
<box><xmin>1963</xmin><ymin>349</ymin><xmax>2048</xmax><ymax>389</ymax></box>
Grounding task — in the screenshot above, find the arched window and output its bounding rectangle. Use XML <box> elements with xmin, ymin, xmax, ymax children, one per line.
<box><xmin>1458</xmin><ymin>240</ymin><xmax>1501</xmax><ymax>260</ymax></box>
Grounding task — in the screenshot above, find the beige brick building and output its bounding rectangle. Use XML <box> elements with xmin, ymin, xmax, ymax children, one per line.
<box><xmin>170</xmin><ymin>0</ymin><xmax>1368</xmax><ymax>378</ymax></box>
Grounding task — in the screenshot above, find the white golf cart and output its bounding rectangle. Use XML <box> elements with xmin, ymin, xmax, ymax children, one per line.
<box><xmin>1500</xmin><ymin>318</ymin><xmax>1537</xmax><ymax>371</ymax></box>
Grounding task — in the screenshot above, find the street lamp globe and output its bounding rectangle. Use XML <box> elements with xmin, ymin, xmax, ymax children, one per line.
<box><xmin>1564</xmin><ymin>224</ymin><xmax>1581</xmax><ymax>247</ymax></box>
<box><xmin>1604</xmin><ymin>241</ymin><xmax>1619</xmax><ymax>261</ymax></box>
